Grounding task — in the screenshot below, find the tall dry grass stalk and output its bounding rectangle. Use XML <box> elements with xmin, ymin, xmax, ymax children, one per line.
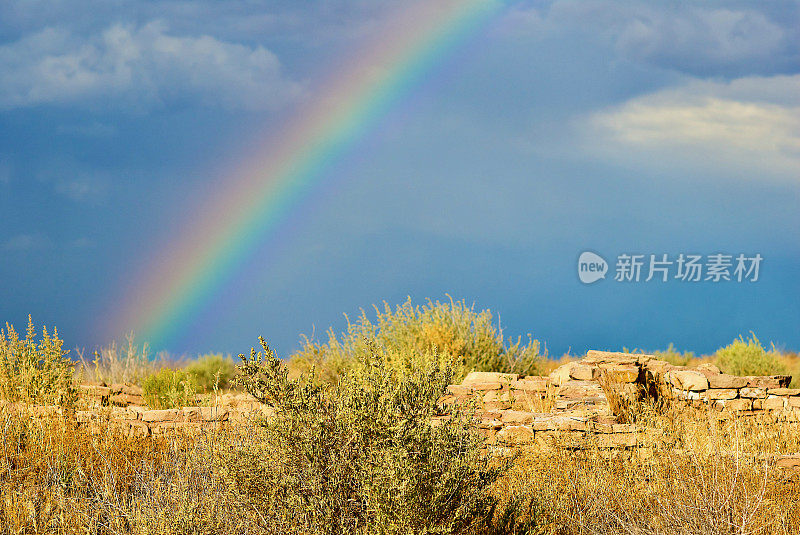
<box><xmin>75</xmin><ymin>332</ymin><xmax>171</xmax><ymax>385</ymax></box>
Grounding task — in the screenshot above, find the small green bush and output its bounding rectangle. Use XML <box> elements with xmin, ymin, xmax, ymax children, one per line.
<box><xmin>0</xmin><ymin>316</ymin><xmax>77</xmax><ymax>406</ymax></box>
<box><xmin>228</xmin><ymin>336</ymin><xmax>507</xmax><ymax>534</ymax></box>
<box><xmin>714</xmin><ymin>334</ymin><xmax>787</xmax><ymax>377</ymax></box>
<box><xmin>289</xmin><ymin>297</ymin><xmax>545</xmax><ymax>383</ymax></box>
<box><xmin>142</xmin><ymin>368</ymin><xmax>197</xmax><ymax>409</ymax></box>
<box><xmin>183</xmin><ymin>353</ymin><xmax>237</xmax><ymax>391</ymax></box>
<box><xmin>654</xmin><ymin>343</ymin><xmax>696</xmax><ymax>367</ymax></box>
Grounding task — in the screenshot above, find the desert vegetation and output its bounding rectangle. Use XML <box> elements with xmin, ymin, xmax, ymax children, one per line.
<box><xmin>287</xmin><ymin>297</ymin><xmax>546</xmax><ymax>383</ymax></box>
<box><xmin>493</xmin><ymin>413</ymin><xmax>800</xmax><ymax>535</ymax></box>
<box><xmin>0</xmin><ymin>316</ymin><xmax>77</xmax><ymax>407</ymax></box>
<box><xmin>1</xmin><ymin>304</ymin><xmax>799</xmax><ymax>534</ymax></box>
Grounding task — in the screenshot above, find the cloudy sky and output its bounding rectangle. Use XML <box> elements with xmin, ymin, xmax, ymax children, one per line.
<box><xmin>1</xmin><ymin>0</ymin><xmax>798</xmax><ymax>358</ymax></box>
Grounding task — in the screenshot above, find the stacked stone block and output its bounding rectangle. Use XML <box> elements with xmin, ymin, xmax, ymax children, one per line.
<box><xmin>79</xmin><ymin>383</ymin><xmax>146</xmax><ymax>407</ymax></box>
<box><xmin>550</xmin><ymin>350</ymin><xmax>799</xmax><ymax>421</ymax></box>
<box><xmin>439</xmin><ymin>366</ymin><xmax>645</xmax><ymax>450</ymax></box>
<box><xmin>74</xmin><ymin>405</ymin><xmax>229</xmax><ymax>436</ymax></box>
<box><xmin>12</xmin><ymin>350</ymin><xmax>800</xmax><ymax>456</ymax></box>
<box><xmin>647</xmin><ymin>363</ymin><xmax>797</xmax><ymax>419</ymax></box>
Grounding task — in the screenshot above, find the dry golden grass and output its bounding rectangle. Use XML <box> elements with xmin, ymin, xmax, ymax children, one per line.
<box><xmin>3</xmin><ymin>399</ymin><xmax>799</xmax><ymax>534</ymax></box>
<box><xmin>493</xmin><ymin>448</ymin><xmax>800</xmax><ymax>534</ymax></box>
<box><xmin>74</xmin><ymin>333</ymin><xmax>160</xmax><ymax>386</ymax></box>
<box><xmin>491</xmin><ymin>407</ymin><xmax>800</xmax><ymax>535</ymax></box>
<box><xmin>2</xmin><ymin>317</ymin><xmax>799</xmax><ymax>533</ymax></box>
<box><xmin>0</xmin><ymin>403</ymin><xmax>257</xmax><ymax>534</ymax></box>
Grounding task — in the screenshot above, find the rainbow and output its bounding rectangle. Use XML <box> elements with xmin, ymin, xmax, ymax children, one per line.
<box><xmin>109</xmin><ymin>0</ymin><xmax>502</xmax><ymax>351</ymax></box>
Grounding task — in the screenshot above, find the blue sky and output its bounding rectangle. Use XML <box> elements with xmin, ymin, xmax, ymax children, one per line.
<box><xmin>1</xmin><ymin>0</ymin><xmax>798</xmax><ymax>359</ymax></box>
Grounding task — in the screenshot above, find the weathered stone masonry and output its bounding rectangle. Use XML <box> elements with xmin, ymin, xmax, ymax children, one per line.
<box><xmin>436</xmin><ymin>351</ymin><xmax>800</xmax><ymax>468</ymax></box>
<box><xmin>11</xmin><ymin>350</ymin><xmax>800</xmax><ymax>469</ymax></box>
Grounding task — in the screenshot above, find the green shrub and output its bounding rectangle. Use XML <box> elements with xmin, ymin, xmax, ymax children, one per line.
<box><xmin>654</xmin><ymin>343</ymin><xmax>696</xmax><ymax>367</ymax></box>
<box><xmin>714</xmin><ymin>334</ymin><xmax>787</xmax><ymax>377</ymax></box>
<box><xmin>289</xmin><ymin>297</ymin><xmax>545</xmax><ymax>383</ymax></box>
<box><xmin>142</xmin><ymin>368</ymin><xmax>197</xmax><ymax>409</ymax></box>
<box><xmin>183</xmin><ymin>353</ymin><xmax>237</xmax><ymax>392</ymax></box>
<box><xmin>0</xmin><ymin>316</ymin><xmax>77</xmax><ymax>406</ymax></box>
<box><xmin>228</xmin><ymin>336</ymin><xmax>507</xmax><ymax>534</ymax></box>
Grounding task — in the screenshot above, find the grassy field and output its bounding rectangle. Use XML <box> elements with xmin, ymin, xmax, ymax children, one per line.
<box><xmin>2</xmin><ymin>302</ymin><xmax>799</xmax><ymax>534</ymax></box>
<box><xmin>3</xmin><ymin>396</ymin><xmax>800</xmax><ymax>534</ymax></box>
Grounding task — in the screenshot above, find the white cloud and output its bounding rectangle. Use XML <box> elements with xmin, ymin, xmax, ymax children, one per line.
<box><xmin>0</xmin><ymin>0</ymin><xmax>403</xmax><ymax>50</ymax></box>
<box><xmin>500</xmin><ymin>1</ymin><xmax>795</xmax><ymax>76</ymax></box>
<box><xmin>586</xmin><ymin>74</ymin><xmax>800</xmax><ymax>179</ymax></box>
<box><xmin>613</xmin><ymin>7</ymin><xmax>787</xmax><ymax>75</ymax></box>
<box><xmin>0</xmin><ymin>21</ymin><xmax>303</xmax><ymax>111</ymax></box>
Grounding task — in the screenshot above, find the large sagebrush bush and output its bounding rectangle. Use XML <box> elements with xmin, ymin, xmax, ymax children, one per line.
<box><xmin>714</xmin><ymin>334</ymin><xmax>787</xmax><ymax>377</ymax></box>
<box><xmin>227</xmin><ymin>336</ymin><xmax>507</xmax><ymax>535</ymax></box>
<box><xmin>289</xmin><ymin>297</ymin><xmax>544</xmax><ymax>383</ymax></box>
<box><xmin>0</xmin><ymin>316</ymin><xmax>76</xmax><ymax>406</ymax></box>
